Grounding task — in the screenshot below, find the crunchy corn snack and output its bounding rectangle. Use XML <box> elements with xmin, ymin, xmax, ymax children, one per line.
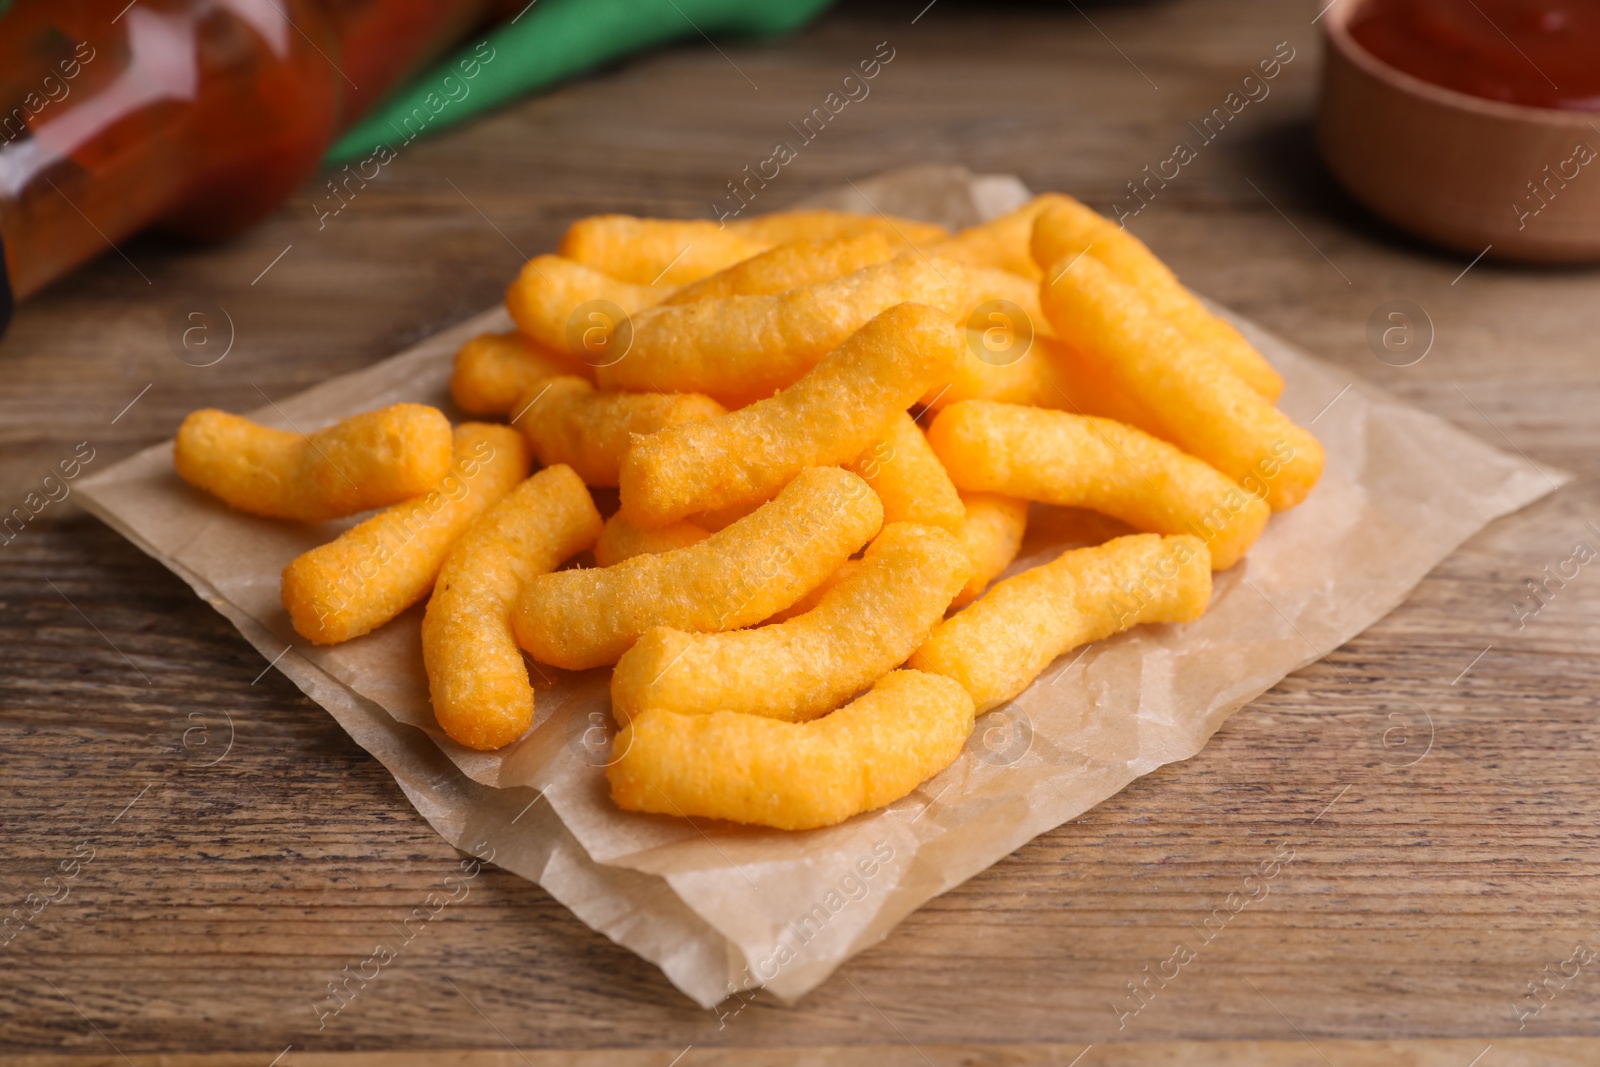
<box><xmin>423</xmin><ymin>465</ymin><xmax>601</xmax><ymax>750</ymax></box>
<box><xmin>174</xmin><ymin>403</ymin><xmax>452</xmax><ymax>523</ymax></box>
<box><xmin>450</xmin><ymin>331</ymin><xmax>593</xmax><ymax>417</ymax></box>
<box><xmin>595</xmin><ymin>254</ymin><xmax>1046</xmax><ymax>407</ymax></box>
<box><xmin>281</xmin><ymin>424</ymin><xmax>529</xmax><ymax>644</ymax></box>
<box><xmin>1039</xmin><ymin>252</ymin><xmax>1323</xmax><ymax>511</ymax></box>
<box><xmin>593</xmin><ymin>512</ymin><xmax>711</xmax><ymax>567</ymax></box>
<box><xmin>952</xmin><ymin>491</ymin><xmax>1030</xmax><ymax>607</ymax></box>
<box><xmin>608</xmin><ymin>670</ymin><xmax>975</xmax><ymax>830</ymax></box>
<box><xmin>611</xmin><ymin>523</ymin><xmax>969</xmax><ymax>722</ymax></box>
<box><xmin>912</xmin><ymin>533</ymin><xmax>1211</xmax><ymax>709</ymax></box>
<box><xmin>513</xmin><ymin>467</ymin><xmax>883</xmax><ymax>670</ymax></box>
<box><xmin>848</xmin><ymin>410</ymin><xmax>966</xmax><ymax>532</ymax></box>
<box><xmin>559</xmin><ymin>215</ymin><xmax>768</xmax><ymax>285</ymax></box>
<box><xmin>1032</xmin><ymin>197</ymin><xmax>1285</xmax><ymax>400</ymax></box>
<box><xmin>512</xmin><ymin>376</ymin><xmax>724</xmax><ymax>488</ymax></box>
<box><xmin>619</xmin><ymin>303</ymin><xmax>960</xmax><ymax>526</ymax></box>
<box><xmin>664</xmin><ymin>233</ymin><xmax>896</xmax><ymax>304</ymax></box>
<box><xmin>929</xmin><ymin>401</ymin><xmax>1269</xmax><ymax>569</ymax></box>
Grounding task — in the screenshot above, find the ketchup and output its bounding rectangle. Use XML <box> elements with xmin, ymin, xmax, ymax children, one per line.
<box><xmin>1348</xmin><ymin>0</ymin><xmax>1600</xmax><ymax>111</ymax></box>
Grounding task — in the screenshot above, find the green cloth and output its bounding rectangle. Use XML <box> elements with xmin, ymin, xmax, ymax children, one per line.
<box><xmin>325</xmin><ymin>0</ymin><xmax>835</xmax><ymax>164</ymax></box>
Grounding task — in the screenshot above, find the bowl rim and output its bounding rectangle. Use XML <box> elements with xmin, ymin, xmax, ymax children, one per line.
<box><xmin>1321</xmin><ymin>0</ymin><xmax>1600</xmax><ymax>128</ymax></box>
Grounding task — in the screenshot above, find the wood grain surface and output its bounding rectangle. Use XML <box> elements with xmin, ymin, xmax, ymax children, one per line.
<box><xmin>3</xmin><ymin>0</ymin><xmax>1598</xmax><ymax>1061</ymax></box>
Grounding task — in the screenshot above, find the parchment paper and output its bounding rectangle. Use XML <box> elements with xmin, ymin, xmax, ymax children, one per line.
<box><xmin>75</xmin><ymin>166</ymin><xmax>1563</xmax><ymax>1007</ymax></box>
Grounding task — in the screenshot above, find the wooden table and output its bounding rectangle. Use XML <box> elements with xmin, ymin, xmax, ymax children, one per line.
<box><xmin>4</xmin><ymin>0</ymin><xmax>1598</xmax><ymax>1062</ymax></box>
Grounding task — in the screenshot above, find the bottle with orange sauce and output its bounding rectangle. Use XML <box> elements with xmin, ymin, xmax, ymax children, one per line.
<box><xmin>0</xmin><ymin>0</ymin><xmax>495</xmax><ymax>330</ymax></box>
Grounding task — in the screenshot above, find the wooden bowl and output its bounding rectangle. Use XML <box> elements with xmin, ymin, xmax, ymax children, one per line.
<box><xmin>1317</xmin><ymin>0</ymin><xmax>1600</xmax><ymax>263</ymax></box>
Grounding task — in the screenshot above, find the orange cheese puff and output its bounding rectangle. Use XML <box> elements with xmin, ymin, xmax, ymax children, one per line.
<box><xmin>614</xmin><ymin>522</ymin><xmax>966</xmax><ymax>721</ymax></box>
<box><xmin>1039</xmin><ymin>254</ymin><xmax>1323</xmax><ymax>512</ymax></box>
<box><xmin>930</xmin><ymin>194</ymin><xmax>1075</xmax><ymax>280</ymax></box>
<box><xmin>849</xmin><ymin>411</ymin><xmax>965</xmax><ymax>532</ymax></box>
<box><xmin>919</xmin><ymin>329</ymin><xmax>1069</xmax><ymax>412</ymax></box>
<box><xmin>504</xmin><ymin>255</ymin><xmax>674</xmax><ymax>359</ymax></box>
<box><xmin>690</xmin><ymin>497</ymin><xmax>767</xmax><ymax>532</ymax></box>
<box><xmin>1031</xmin><ymin>198</ymin><xmax>1284</xmax><ymax>401</ymax></box>
<box><xmin>422</xmin><ymin>466</ymin><xmax>602</xmax><ymax>750</ymax></box>
<box><xmin>450</xmin><ymin>331</ymin><xmax>593</xmax><ymax>416</ymax></box>
<box><xmin>512</xmin><ymin>377</ymin><xmax>725</xmax><ymax>488</ymax></box>
<box><xmin>608</xmin><ymin>669</ymin><xmax>974</xmax><ymax>830</ymax></box>
<box><xmin>730</xmin><ymin>209</ymin><xmax>949</xmax><ymax>249</ymax></box>
<box><xmin>558</xmin><ymin>215</ymin><xmax>768</xmax><ymax>285</ymax></box>
<box><xmin>928</xmin><ymin>400</ymin><xmax>1268</xmax><ymax>570</ymax></box>
<box><xmin>612</xmin><ymin>523</ymin><xmax>969</xmax><ymax>723</ymax></box>
<box><xmin>281</xmin><ymin>424</ymin><xmax>529</xmax><ymax>644</ymax></box>
<box><xmin>174</xmin><ymin>403</ymin><xmax>452</xmax><ymax>523</ymax></box>
<box><xmin>597</xmin><ymin>254</ymin><xmax>1045</xmax><ymax>408</ymax></box>
<box><xmin>663</xmin><ymin>234</ymin><xmax>896</xmax><ymax>305</ymax></box>
<box><xmin>1035</xmin><ymin>334</ymin><xmax>1162</xmax><ymax>432</ymax></box>
<box><xmin>514</xmin><ymin>467</ymin><xmax>883</xmax><ymax>670</ymax></box>
<box><xmin>620</xmin><ymin>303</ymin><xmax>959</xmax><ymax>527</ymax></box>
<box><xmin>952</xmin><ymin>492</ymin><xmax>1029</xmax><ymax>608</ymax></box>
<box><xmin>912</xmin><ymin>533</ymin><xmax>1211</xmax><ymax>710</ymax></box>
<box><xmin>930</xmin><ymin>258</ymin><xmax>1047</xmax><ymax>335</ymax></box>
<box><xmin>763</xmin><ymin>558</ymin><xmax>863</xmax><ymax>624</ymax></box>
<box><xmin>594</xmin><ymin>512</ymin><xmax>710</xmax><ymax>567</ymax></box>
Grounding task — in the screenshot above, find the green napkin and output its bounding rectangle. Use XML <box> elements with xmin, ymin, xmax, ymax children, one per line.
<box><xmin>325</xmin><ymin>0</ymin><xmax>836</xmax><ymax>164</ymax></box>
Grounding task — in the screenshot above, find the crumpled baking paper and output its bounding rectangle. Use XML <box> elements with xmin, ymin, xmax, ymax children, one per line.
<box><xmin>76</xmin><ymin>165</ymin><xmax>1562</xmax><ymax>1007</ymax></box>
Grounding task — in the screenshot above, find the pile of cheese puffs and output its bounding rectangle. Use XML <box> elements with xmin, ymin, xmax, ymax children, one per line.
<box><xmin>173</xmin><ymin>195</ymin><xmax>1323</xmax><ymax>831</ymax></box>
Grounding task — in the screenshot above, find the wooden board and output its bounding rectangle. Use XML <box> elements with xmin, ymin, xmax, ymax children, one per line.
<box><xmin>2</xmin><ymin>0</ymin><xmax>1598</xmax><ymax>1059</ymax></box>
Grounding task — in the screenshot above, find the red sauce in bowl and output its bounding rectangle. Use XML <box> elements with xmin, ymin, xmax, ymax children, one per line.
<box><xmin>1348</xmin><ymin>0</ymin><xmax>1600</xmax><ymax>112</ymax></box>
